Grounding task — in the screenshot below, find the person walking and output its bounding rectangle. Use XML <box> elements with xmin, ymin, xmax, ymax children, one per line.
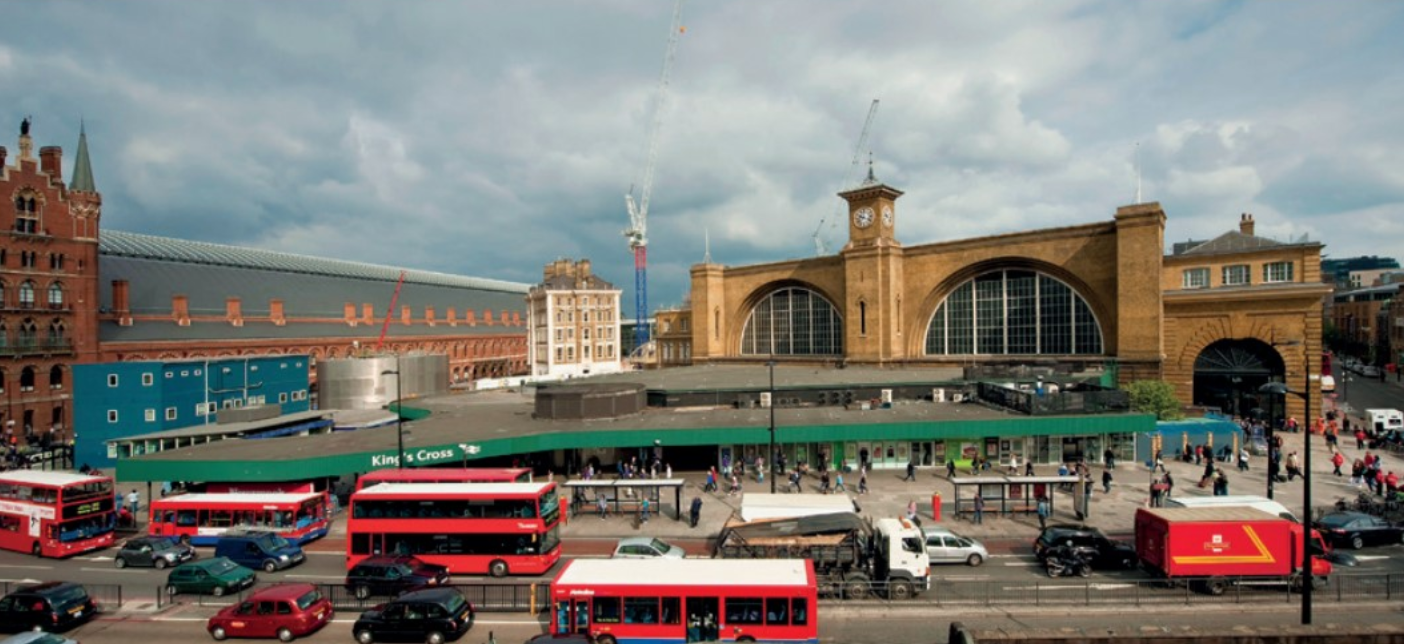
<box><xmin>1238</xmin><ymin>448</ymin><xmax>1250</xmax><ymax>472</ymax></box>
<box><xmin>689</xmin><ymin>496</ymin><xmax>702</xmax><ymax>528</ymax></box>
<box><xmin>639</xmin><ymin>498</ymin><xmax>650</xmax><ymax>524</ymax></box>
<box><xmin>1162</xmin><ymin>471</ymin><xmax>1175</xmax><ymax>500</ymax></box>
<box><xmin>1332</xmin><ymin>450</ymin><xmax>1345</xmax><ymax>476</ymax></box>
<box><xmin>1035</xmin><ymin>496</ymin><xmax>1050</xmax><ymax>529</ymax></box>
<box><xmin>973</xmin><ymin>494</ymin><xmax>985</xmax><ymax>525</ymax></box>
<box><xmin>858</xmin><ymin>468</ymin><xmax>868</xmax><ymax>494</ymax></box>
<box><xmin>1101</xmin><ymin>468</ymin><xmax>1113</xmax><ymax>494</ymax></box>
<box><xmin>904</xmin><ymin>460</ymin><xmax>917</xmax><ymax>482</ymax></box>
<box><xmin>1008</xmin><ymin>453</ymin><xmax>1020</xmax><ymax>475</ymax></box>
<box><xmin>946</xmin><ymin>459</ymin><xmax>957</xmax><ymax>479</ymax></box>
<box><xmin>1024</xmin><ymin>460</ymin><xmax>1035</xmax><ymax>477</ymax></box>
<box><xmin>126</xmin><ymin>489</ymin><xmax>140</xmax><ymax>522</ymax></box>
<box><xmin>597</xmin><ymin>494</ymin><xmax>609</xmax><ymax>519</ymax></box>
<box><xmin>835</xmin><ymin>472</ymin><xmax>846</xmax><ymax>493</ymax></box>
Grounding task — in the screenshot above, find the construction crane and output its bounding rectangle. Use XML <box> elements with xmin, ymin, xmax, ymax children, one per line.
<box><xmin>813</xmin><ymin>99</ymin><xmax>880</xmax><ymax>256</ymax></box>
<box><xmin>624</xmin><ymin>0</ymin><xmax>685</xmax><ymax>352</ymax></box>
<box><xmin>375</xmin><ymin>270</ymin><xmax>408</xmax><ymax>352</ymax></box>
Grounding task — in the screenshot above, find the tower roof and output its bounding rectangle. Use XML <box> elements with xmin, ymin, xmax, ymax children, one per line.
<box><xmin>69</xmin><ymin>121</ymin><xmax>96</xmax><ymax>193</ymax></box>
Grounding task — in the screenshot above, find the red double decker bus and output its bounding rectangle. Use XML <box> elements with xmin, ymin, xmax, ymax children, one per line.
<box><xmin>148</xmin><ymin>491</ymin><xmax>331</xmax><ymax>546</ymax></box>
<box><xmin>0</xmin><ymin>470</ymin><xmax>116</xmax><ymax>558</ymax></box>
<box><xmin>347</xmin><ymin>482</ymin><xmax>560</xmax><ymax>577</ymax></box>
<box><xmin>354</xmin><ymin>467</ymin><xmax>532</xmax><ymax>491</ymax></box>
<box><xmin>549</xmin><ymin>559</ymin><xmax>818</xmax><ymax>644</ymax></box>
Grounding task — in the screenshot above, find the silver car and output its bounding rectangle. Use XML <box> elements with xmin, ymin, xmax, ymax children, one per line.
<box><xmin>924</xmin><ymin>527</ymin><xmax>988</xmax><ymax>566</ymax></box>
<box><xmin>612</xmin><ymin>537</ymin><xmax>686</xmax><ymax>559</ymax></box>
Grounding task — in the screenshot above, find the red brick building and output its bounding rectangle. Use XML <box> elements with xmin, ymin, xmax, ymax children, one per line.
<box><xmin>3</xmin><ymin>121</ymin><xmax>529</xmax><ymax>447</ymax></box>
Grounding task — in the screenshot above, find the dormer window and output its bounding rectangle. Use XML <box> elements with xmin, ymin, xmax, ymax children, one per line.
<box><xmin>12</xmin><ymin>194</ymin><xmax>39</xmax><ymax>234</ymax></box>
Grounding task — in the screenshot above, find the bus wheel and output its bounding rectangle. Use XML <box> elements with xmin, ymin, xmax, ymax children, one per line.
<box><xmin>887</xmin><ymin>580</ymin><xmax>914</xmax><ymax>601</ymax></box>
<box><xmin>30</xmin><ymin>542</ymin><xmax>41</xmax><ymax>558</ymax></box>
<box><xmin>488</xmin><ymin>560</ymin><xmax>509</xmax><ymax>578</ymax></box>
<box><xmin>738</xmin><ymin>638</ymin><xmax>757</xmax><ymax>643</ymax></box>
<box><xmin>595</xmin><ymin>636</ymin><xmax>617</xmax><ymax>644</ymax></box>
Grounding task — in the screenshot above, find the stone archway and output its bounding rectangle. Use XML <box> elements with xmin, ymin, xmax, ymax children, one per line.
<box><xmin>1192</xmin><ymin>339</ymin><xmax>1286</xmax><ymax>418</ymax></box>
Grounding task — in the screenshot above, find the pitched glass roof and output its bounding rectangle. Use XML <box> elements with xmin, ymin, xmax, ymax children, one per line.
<box><xmin>101</xmin><ymin>230</ymin><xmax>528</xmax><ymax>294</ymax></box>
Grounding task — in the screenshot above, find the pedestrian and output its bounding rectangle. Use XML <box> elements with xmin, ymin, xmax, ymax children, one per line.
<box><xmin>973</xmin><ymin>494</ymin><xmax>984</xmax><ymax>525</ymax></box>
<box><xmin>1150</xmin><ymin>481</ymin><xmax>1162</xmax><ymax>507</ymax></box>
<box><xmin>819</xmin><ymin>471</ymin><xmax>830</xmax><ymax>494</ymax></box>
<box><xmin>790</xmin><ymin>470</ymin><xmax>803</xmax><ymax>493</ymax></box>
<box><xmin>906</xmin><ymin>499</ymin><xmax>918</xmax><ymax>522</ymax></box>
<box><xmin>1162</xmin><ymin>471</ymin><xmax>1174</xmax><ymax>499</ymax></box>
<box><xmin>665</xmin><ymin>463</ymin><xmax>672</xmax><ymax>480</ymax></box>
<box><xmin>1194</xmin><ymin>444</ymin><xmax>1203</xmax><ymax>466</ymax></box>
<box><xmin>1356</xmin><ymin>428</ymin><xmax>1368</xmax><ymax>451</ymax></box>
<box><xmin>597</xmin><ymin>494</ymin><xmax>608</xmax><ymax>519</ymax></box>
<box><xmin>705</xmin><ymin>468</ymin><xmax>717</xmax><ymax>493</ymax></box>
<box><xmin>835</xmin><ymin>472</ymin><xmax>846</xmax><ymax>493</ymax></box>
<box><xmin>729</xmin><ymin>473</ymin><xmax>741</xmax><ymax>497</ymax></box>
<box><xmin>1008</xmin><ymin>453</ymin><xmax>1020</xmax><ymax>475</ymax></box>
<box><xmin>1101</xmin><ymin>468</ymin><xmax>1113</xmax><ymax>494</ymax></box>
<box><xmin>858</xmin><ymin>468</ymin><xmax>868</xmax><ymax>494</ymax></box>
<box><xmin>689</xmin><ymin>497</ymin><xmax>702</xmax><ymax>528</ymax></box>
<box><xmin>946</xmin><ymin>459</ymin><xmax>957</xmax><ymax>479</ymax></box>
<box><xmin>639</xmin><ymin>498</ymin><xmax>650</xmax><ymax>524</ymax></box>
<box><xmin>1035</xmin><ymin>495</ymin><xmax>1050</xmax><ymax>529</ymax></box>
<box><xmin>1104</xmin><ymin>447</ymin><xmax>1116</xmax><ymax>470</ymax></box>
<box><xmin>1332</xmin><ymin>450</ymin><xmax>1345</xmax><ymax>476</ymax></box>
<box><xmin>1238</xmin><ymin>448</ymin><xmax>1250</xmax><ymax>472</ymax></box>
<box><xmin>1024</xmin><ymin>460</ymin><xmax>1035</xmax><ymax>477</ymax></box>
<box><xmin>1286</xmin><ymin>452</ymin><xmax>1302</xmax><ymax>481</ymax></box>
<box><xmin>127</xmin><ymin>489</ymin><xmax>140</xmax><ymax>520</ymax></box>
<box><xmin>904</xmin><ymin>460</ymin><xmax>917</xmax><ymax>482</ymax></box>
<box><xmin>755</xmin><ymin>457</ymin><xmax>764</xmax><ymax>484</ymax></box>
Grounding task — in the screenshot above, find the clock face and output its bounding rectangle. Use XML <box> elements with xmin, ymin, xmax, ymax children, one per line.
<box><xmin>881</xmin><ymin>206</ymin><xmax>893</xmax><ymax>227</ymax></box>
<box><xmin>854</xmin><ymin>207</ymin><xmax>875</xmax><ymax>228</ymax></box>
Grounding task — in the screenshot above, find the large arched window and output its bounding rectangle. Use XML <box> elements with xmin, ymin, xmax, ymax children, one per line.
<box><xmin>47</xmin><ymin>282</ymin><xmax>63</xmax><ymax>309</ymax></box>
<box><xmin>740</xmin><ymin>287</ymin><xmax>843</xmax><ymax>356</ymax></box>
<box><xmin>18</xmin><ymin>281</ymin><xmax>34</xmax><ymax>309</ymax></box>
<box><xmin>925</xmin><ymin>269</ymin><xmax>1103</xmax><ymax>355</ymax></box>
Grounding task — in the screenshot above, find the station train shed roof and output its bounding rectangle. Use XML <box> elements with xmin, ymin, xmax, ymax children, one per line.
<box><xmin>114</xmin><ymin>364</ymin><xmax>1154</xmax><ymax>484</ymax></box>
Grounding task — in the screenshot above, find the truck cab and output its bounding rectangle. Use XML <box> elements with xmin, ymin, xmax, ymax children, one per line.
<box><xmin>871</xmin><ymin>517</ymin><xmax>930</xmax><ymax>598</ymax></box>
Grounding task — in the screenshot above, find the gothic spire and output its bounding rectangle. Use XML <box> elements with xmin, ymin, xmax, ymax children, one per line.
<box><xmin>69</xmin><ymin>120</ymin><xmax>96</xmax><ymax>193</ymax></box>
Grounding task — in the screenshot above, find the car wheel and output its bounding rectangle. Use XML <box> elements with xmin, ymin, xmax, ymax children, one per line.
<box><xmin>426</xmin><ymin>632</ymin><xmax>446</xmax><ymax>644</ymax></box>
<box><xmin>212</xmin><ymin>585</ymin><xmax>226</xmax><ymax>597</ymax></box>
<box><xmin>264</xmin><ymin>560</ymin><xmax>279</xmax><ymax>573</ymax></box>
<box><xmin>278</xmin><ymin>627</ymin><xmax>295</xmax><ymax>642</ymax></box>
<box><xmin>155</xmin><ymin>557</ymin><xmax>168</xmax><ymax>570</ymax></box>
<box><xmin>211</xmin><ymin>626</ymin><xmax>228</xmax><ymax>641</ymax></box>
<box><xmin>966</xmin><ymin>553</ymin><xmax>983</xmax><ymax>567</ymax></box>
<box><xmin>489</xmin><ymin>559</ymin><xmax>509</xmax><ymax>578</ymax></box>
<box><xmin>354</xmin><ymin>585</ymin><xmax>371</xmax><ymax>600</ymax></box>
<box><xmin>166</xmin><ymin>585</ymin><xmax>178</xmax><ymax>596</ymax></box>
<box><xmin>1352</xmin><ymin>535</ymin><xmax>1365</xmax><ymax>550</ymax></box>
<box><xmin>115</xmin><ymin>557</ymin><xmax>128</xmax><ymax>569</ymax></box>
<box><xmin>356</xmin><ymin>630</ymin><xmax>375</xmax><ymax>644</ymax></box>
<box><xmin>1121</xmin><ymin>556</ymin><xmax>1135</xmax><ymax>569</ymax></box>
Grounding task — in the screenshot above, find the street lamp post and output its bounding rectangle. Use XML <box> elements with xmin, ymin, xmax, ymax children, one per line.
<box><xmin>768</xmin><ymin>360</ymin><xmax>777</xmax><ymax>494</ymax></box>
<box><xmin>1265</xmin><ymin>392</ymin><xmax>1275</xmax><ymax>501</ymax></box>
<box><xmin>381</xmin><ymin>356</ymin><xmax>405</xmax><ymax>469</ymax></box>
<box><xmin>1258</xmin><ymin>351</ymin><xmax>1313</xmax><ymax>626</ymax></box>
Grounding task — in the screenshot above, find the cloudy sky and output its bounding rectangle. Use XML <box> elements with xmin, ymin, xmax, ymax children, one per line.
<box><xmin>5</xmin><ymin>0</ymin><xmax>1402</xmax><ymax>313</ymax></box>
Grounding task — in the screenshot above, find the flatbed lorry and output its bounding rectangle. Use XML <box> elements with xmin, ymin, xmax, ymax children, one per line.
<box><xmin>1134</xmin><ymin>506</ymin><xmax>1331</xmax><ymax>595</ymax></box>
<box><xmin>714</xmin><ymin>511</ymin><xmax>929</xmax><ymax>600</ymax></box>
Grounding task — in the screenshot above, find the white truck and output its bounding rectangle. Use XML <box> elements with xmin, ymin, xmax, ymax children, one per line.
<box><xmin>739</xmin><ymin>493</ymin><xmax>859</xmax><ymax>521</ymax></box>
<box><xmin>1366</xmin><ymin>409</ymin><xmax>1403</xmax><ymax>434</ymax></box>
<box><xmin>714</xmin><ymin>511</ymin><xmax>930</xmax><ymax>600</ymax></box>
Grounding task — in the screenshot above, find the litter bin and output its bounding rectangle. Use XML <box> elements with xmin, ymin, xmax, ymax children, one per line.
<box><xmin>931</xmin><ymin>492</ymin><xmax>942</xmax><ymax>522</ymax></box>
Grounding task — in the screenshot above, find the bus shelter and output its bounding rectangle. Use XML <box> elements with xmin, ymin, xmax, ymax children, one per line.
<box><xmin>563</xmin><ymin>479</ymin><xmax>685</xmax><ymax>521</ymax></box>
<box><xmin>949</xmin><ymin>475</ymin><xmax>1083</xmax><ymax>520</ymax></box>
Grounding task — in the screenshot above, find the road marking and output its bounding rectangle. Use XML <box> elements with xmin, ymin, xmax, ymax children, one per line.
<box><xmin>1353</xmin><ymin>555</ymin><xmax>1390</xmax><ymax>561</ymax></box>
<box><xmin>284</xmin><ymin>574</ymin><xmax>348</xmax><ymax>580</ymax></box>
<box><xmin>304</xmin><ymin>551</ymin><xmax>343</xmax><ymax>556</ymax></box>
<box><xmin>938</xmin><ymin>576</ymin><xmax>991</xmax><ymax>581</ymax></box>
<box><xmin>153</xmin><ymin>616</ymin><xmax>542</xmax><ymax>625</ymax></box>
<box><xmin>81</xmin><ymin>567</ymin><xmax>149</xmax><ymax>574</ymax></box>
<box><xmin>1004</xmin><ymin>582</ymin><xmax>1134</xmax><ymax>591</ymax></box>
<box><xmin>1003</xmin><ymin>561</ymin><xmax>1039</xmax><ymax>566</ymax></box>
<box><xmin>0</xmin><ymin>579</ymin><xmax>42</xmax><ymax>584</ymax></box>
<box><xmin>0</xmin><ymin>565</ymin><xmax>51</xmax><ymax>570</ymax></box>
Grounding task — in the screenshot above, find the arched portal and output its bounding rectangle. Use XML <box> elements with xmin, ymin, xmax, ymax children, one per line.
<box><xmin>739</xmin><ymin>286</ymin><xmax>843</xmax><ymax>356</ymax></box>
<box><xmin>1192</xmin><ymin>339</ymin><xmax>1286</xmax><ymax>418</ymax></box>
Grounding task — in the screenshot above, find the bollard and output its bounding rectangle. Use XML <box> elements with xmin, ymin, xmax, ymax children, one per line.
<box><xmin>931</xmin><ymin>492</ymin><xmax>942</xmax><ymax>522</ymax></box>
<box><xmin>529</xmin><ymin>583</ymin><xmax>537</xmax><ymax>615</ymax></box>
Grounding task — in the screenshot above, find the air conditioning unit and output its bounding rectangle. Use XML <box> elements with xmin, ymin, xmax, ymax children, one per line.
<box><xmin>759</xmin><ymin>392</ymin><xmax>772</xmax><ymax>408</ymax></box>
<box><xmin>932</xmin><ymin>388</ymin><xmax>946</xmax><ymax>403</ymax></box>
<box><xmin>880</xmin><ymin>389</ymin><xmax>893</xmax><ymax>404</ymax></box>
<box><xmin>951</xmin><ymin>393</ymin><xmax>965</xmax><ymax>403</ymax></box>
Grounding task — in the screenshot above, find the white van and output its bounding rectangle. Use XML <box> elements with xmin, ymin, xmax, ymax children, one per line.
<box><xmin>1164</xmin><ymin>495</ymin><xmax>1299</xmax><ymax>523</ymax></box>
<box><xmin>1365</xmin><ymin>409</ymin><xmax>1403</xmax><ymax>433</ymax></box>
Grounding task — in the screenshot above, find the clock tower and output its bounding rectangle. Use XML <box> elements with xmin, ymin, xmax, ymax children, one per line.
<box><xmin>840</xmin><ymin>163</ymin><xmax>905</xmax><ymax>363</ymax></box>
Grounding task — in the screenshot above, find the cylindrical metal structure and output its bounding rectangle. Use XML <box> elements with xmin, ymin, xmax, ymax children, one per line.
<box><xmin>315</xmin><ymin>354</ymin><xmax>449</xmax><ymax>410</ymax></box>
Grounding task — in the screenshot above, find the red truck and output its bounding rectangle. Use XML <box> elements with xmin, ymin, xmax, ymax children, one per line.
<box><xmin>1134</xmin><ymin>506</ymin><xmax>1331</xmax><ymax>595</ymax></box>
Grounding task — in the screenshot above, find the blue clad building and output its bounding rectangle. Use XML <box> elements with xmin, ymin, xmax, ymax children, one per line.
<box><xmin>73</xmin><ymin>355</ymin><xmax>311</xmax><ymax>469</ymax></box>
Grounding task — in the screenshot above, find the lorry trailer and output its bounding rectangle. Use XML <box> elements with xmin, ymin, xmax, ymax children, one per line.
<box><xmin>1134</xmin><ymin>506</ymin><xmax>1331</xmax><ymax>595</ymax></box>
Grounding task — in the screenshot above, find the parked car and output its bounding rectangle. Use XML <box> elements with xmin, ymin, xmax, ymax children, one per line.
<box><xmin>1361</xmin><ymin>365</ymin><xmax>1382</xmax><ymax>378</ymax></box>
<box><xmin>611</xmin><ymin>537</ymin><xmax>685</xmax><ymax>559</ymax></box>
<box><xmin>1033</xmin><ymin>525</ymin><xmax>1136</xmax><ymax>570</ymax></box>
<box><xmin>352</xmin><ymin>588</ymin><xmax>474</xmax><ymax>644</ymax></box>
<box><xmin>114</xmin><ymin>535</ymin><xmax>196</xmax><ymax>569</ymax></box>
<box><xmin>0</xmin><ymin>633</ymin><xmax>79</xmax><ymax>644</ymax></box>
<box><xmin>215</xmin><ymin>530</ymin><xmax>305</xmax><ymax>573</ymax></box>
<box><xmin>207</xmin><ymin>583</ymin><xmax>333</xmax><ymax>642</ymax></box>
<box><xmin>924</xmin><ymin>527</ymin><xmax>988</xmax><ymax>566</ymax></box>
<box><xmin>0</xmin><ymin>582</ymin><xmax>97</xmax><ymax>634</ymax></box>
<box><xmin>1313</xmin><ymin>511</ymin><xmax>1404</xmax><ymax>549</ymax></box>
<box><xmin>167</xmin><ymin>557</ymin><xmax>258</xmax><ymax>597</ymax></box>
<box><xmin>346</xmin><ymin>555</ymin><xmax>451</xmax><ymax>600</ymax></box>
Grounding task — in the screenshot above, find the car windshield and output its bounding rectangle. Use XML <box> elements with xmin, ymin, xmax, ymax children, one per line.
<box><xmin>648</xmin><ymin>539</ymin><xmax>671</xmax><ymax>553</ymax></box>
<box><xmin>392</xmin><ymin>563</ymin><xmax>415</xmax><ymax>576</ymax></box>
<box><xmin>29</xmin><ymin>634</ymin><xmax>68</xmax><ymax>644</ymax></box>
<box><xmin>295</xmin><ymin>589</ymin><xmax>323</xmax><ymax>611</ymax></box>
<box><xmin>444</xmin><ymin>592</ymin><xmax>468</xmax><ymax>615</ymax></box>
<box><xmin>47</xmin><ymin>585</ymin><xmax>88</xmax><ymax>606</ymax></box>
<box><xmin>210</xmin><ymin>558</ymin><xmax>240</xmax><ymax>574</ymax></box>
<box><xmin>149</xmin><ymin>537</ymin><xmax>176</xmax><ymax>549</ymax></box>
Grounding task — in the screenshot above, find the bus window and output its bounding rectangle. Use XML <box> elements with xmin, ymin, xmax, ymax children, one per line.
<box><xmin>726</xmin><ymin>597</ymin><xmax>763</xmax><ymax>625</ymax></box>
<box><xmin>593</xmin><ymin>597</ymin><xmax>621</xmax><ymax>624</ymax></box>
<box><xmin>661</xmin><ymin>597</ymin><xmax>680</xmax><ymax>625</ymax></box>
<box><xmin>765</xmin><ymin>597</ymin><xmax>787</xmax><ymax>625</ymax></box>
<box><xmin>624</xmin><ymin>597</ymin><xmax>657</xmax><ymax>624</ymax></box>
<box><xmin>573</xmin><ymin>599</ymin><xmax>590</xmax><ymax>634</ymax></box>
<box><xmin>555</xmin><ymin>601</ymin><xmax>569</xmax><ymax>633</ymax></box>
<box><xmin>176</xmin><ymin>510</ymin><xmax>196</xmax><ymax>527</ymax></box>
<box><xmin>791</xmin><ymin>598</ymin><xmax>808</xmax><ymax>625</ymax></box>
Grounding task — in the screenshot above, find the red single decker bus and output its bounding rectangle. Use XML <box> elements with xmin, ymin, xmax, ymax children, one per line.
<box><xmin>0</xmin><ymin>470</ymin><xmax>116</xmax><ymax>558</ymax></box>
<box><xmin>549</xmin><ymin>559</ymin><xmax>818</xmax><ymax>644</ymax></box>
<box><xmin>148</xmin><ymin>491</ymin><xmax>331</xmax><ymax>546</ymax></box>
<box><xmin>355</xmin><ymin>467</ymin><xmax>532</xmax><ymax>491</ymax></box>
<box><xmin>347</xmin><ymin>482</ymin><xmax>561</xmax><ymax>577</ymax></box>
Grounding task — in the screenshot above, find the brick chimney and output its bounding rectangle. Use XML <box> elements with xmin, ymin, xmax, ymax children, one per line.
<box><xmin>425</xmin><ymin>305</ymin><xmax>436</xmax><ymax>326</ymax></box>
<box><xmin>446</xmin><ymin>307</ymin><xmax>457</xmax><ymax>326</ymax></box>
<box><xmin>512</xmin><ymin>311</ymin><xmax>522</xmax><ymax>326</ymax></box>
<box><xmin>270</xmin><ymin>299</ymin><xmax>285</xmax><ymax>326</ymax></box>
<box><xmin>39</xmin><ymin>146</ymin><xmax>62</xmax><ymax>184</ymax></box>
<box><xmin>112</xmin><ymin>279</ymin><xmax>133</xmax><ymax>326</ymax></box>
<box><xmin>465</xmin><ymin>309</ymin><xmax>477</xmax><ymax>326</ymax></box>
<box><xmin>362</xmin><ymin>303</ymin><xmax>374</xmax><ymax>325</ymax></box>
<box><xmin>484</xmin><ymin>309</ymin><xmax>495</xmax><ymax>326</ymax></box>
<box><xmin>1239</xmin><ymin>213</ymin><xmax>1255</xmax><ymax>236</ymax></box>
<box><xmin>172</xmin><ymin>295</ymin><xmax>190</xmax><ymax>326</ymax></box>
<box><xmin>344</xmin><ymin>302</ymin><xmax>357</xmax><ymax>325</ymax></box>
<box><xmin>400</xmin><ymin>305</ymin><xmax>411</xmax><ymax>326</ymax></box>
<box><xmin>226</xmin><ymin>297</ymin><xmax>243</xmax><ymax>326</ymax></box>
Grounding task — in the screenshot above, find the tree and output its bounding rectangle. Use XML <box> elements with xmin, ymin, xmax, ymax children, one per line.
<box><xmin>1125</xmin><ymin>380</ymin><xmax>1184</xmax><ymax>421</ymax></box>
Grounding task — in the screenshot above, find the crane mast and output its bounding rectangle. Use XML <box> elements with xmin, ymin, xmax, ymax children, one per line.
<box><xmin>624</xmin><ymin>0</ymin><xmax>685</xmax><ymax>353</ymax></box>
<box><xmin>813</xmin><ymin>99</ymin><xmax>880</xmax><ymax>256</ymax></box>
